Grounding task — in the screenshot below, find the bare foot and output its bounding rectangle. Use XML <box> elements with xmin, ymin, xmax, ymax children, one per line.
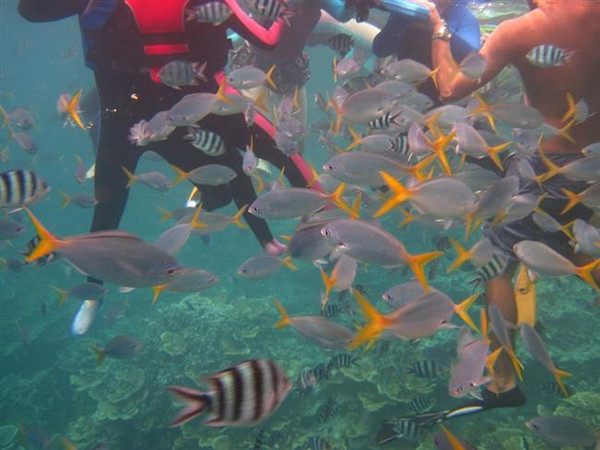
<box><xmin>264</xmin><ymin>238</ymin><xmax>287</xmax><ymax>257</ymax></box>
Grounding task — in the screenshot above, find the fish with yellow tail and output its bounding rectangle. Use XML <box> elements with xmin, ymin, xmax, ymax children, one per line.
<box><xmin>374</xmin><ymin>172</ymin><xmax>477</xmax><ymax>220</ymax></box>
<box><xmin>349</xmin><ymin>288</ymin><xmax>479</xmax><ymax>351</ymax></box>
<box><xmin>520</xmin><ymin>323</ymin><xmax>572</xmax><ymax>397</ymax></box>
<box><xmin>514</xmin><ymin>240</ymin><xmax>600</xmax><ymax>290</ymax></box>
<box><xmin>274</xmin><ymin>299</ymin><xmax>355</xmax><ymax>349</ymax></box>
<box><xmin>57</xmin><ymin>90</ymin><xmax>86</xmax><ymax>131</ymax></box>
<box><xmin>446</xmin><ymin>238</ymin><xmax>493</xmax><ymax>273</ymax></box>
<box><xmin>23</xmin><ymin>208</ymin><xmax>185</xmax><ymax>288</ymax></box>
<box><xmin>319</xmin><ymin>219</ymin><xmax>442</xmax><ymax>291</ymax></box>
<box><xmin>488</xmin><ymin>303</ymin><xmax>524</xmax><ymax>381</ymax></box>
<box><xmin>319</xmin><ymin>254</ymin><xmax>357</xmax><ymax>309</ymax></box>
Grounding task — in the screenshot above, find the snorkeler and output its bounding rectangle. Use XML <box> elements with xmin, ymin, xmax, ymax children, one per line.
<box><xmin>402</xmin><ymin>0</ymin><xmax>600</xmax><ymax>427</ymax></box>
<box><xmin>18</xmin><ymin>0</ymin><xmax>294</xmax><ymax>334</ymax></box>
<box><xmin>372</xmin><ymin>0</ymin><xmax>480</xmax><ymax>103</ymax></box>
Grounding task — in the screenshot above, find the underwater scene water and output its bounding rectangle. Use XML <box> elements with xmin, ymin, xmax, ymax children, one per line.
<box><xmin>1</xmin><ymin>1</ymin><xmax>600</xmax><ymax>449</ymax></box>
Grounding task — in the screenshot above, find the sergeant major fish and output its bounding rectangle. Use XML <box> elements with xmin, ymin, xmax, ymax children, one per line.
<box><xmin>167</xmin><ymin>358</ymin><xmax>291</xmax><ymax>427</ymax></box>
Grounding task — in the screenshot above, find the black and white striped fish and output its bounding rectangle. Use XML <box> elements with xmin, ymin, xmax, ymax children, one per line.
<box><xmin>327</xmin><ymin>33</ymin><xmax>354</xmax><ymax>58</ymax></box>
<box><xmin>157</xmin><ymin>60</ymin><xmax>208</xmax><ymax>90</ymax></box>
<box><xmin>318</xmin><ymin>398</ymin><xmax>338</xmax><ymax>423</ymax></box>
<box><xmin>526</xmin><ymin>45</ymin><xmax>572</xmax><ymax>68</ymax></box>
<box><xmin>246</xmin><ymin>0</ymin><xmax>293</xmax><ymax>25</ymax></box>
<box><xmin>469</xmin><ymin>253</ymin><xmax>508</xmax><ymax>287</ymax></box>
<box><xmin>427</xmin><ymin>259</ymin><xmax>440</xmax><ymax>281</ymax></box>
<box><xmin>380</xmin><ymin>418</ymin><xmax>419</xmax><ymax>442</ymax></box>
<box><xmin>296</xmin><ymin>368</ymin><xmax>317</xmax><ymax>396</ymax></box>
<box><xmin>185</xmin><ymin>1</ymin><xmax>232</xmax><ymax>24</ymax></box>
<box><xmin>183</xmin><ymin>128</ymin><xmax>226</xmax><ymax>156</ymax></box>
<box><xmin>327</xmin><ymin>353</ymin><xmax>358</xmax><ymax>370</ymax></box>
<box><xmin>406</xmin><ymin>360</ymin><xmax>444</xmax><ymax>378</ymax></box>
<box><xmin>307</xmin><ymin>436</ymin><xmax>330</xmax><ymax>450</ymax></box>
<box><xmin>321</xmin><ymin>303</ymin><xmax>344</xmax><ymax>318</ymax></box>
<box><xmin>389</xmin><ymin>134</ymin><xmax>410</xmax><ymax>157</ymax></box>
<box><xmin>0</xmin><ymin>170</ymin><xmax>49</xmax><ymax>210</ymax></box>
<box><xmin>311</xmin><ymin>362</ymin><xmax>331</xmax><ymax>382</ymax></box>
<box><xmin>368</xmin><ymin>111</ymin><xmax>406</xmax><ymax>132</ymax></box>
<box><xmin>167</xmin><ymin>358</ymin><xmax>291</xmax><ymax>427</ymax></box>
<box><xmin>409</xmin><ymin>395</ymin><xmax>435</xmax><ymax>414</ymax></box>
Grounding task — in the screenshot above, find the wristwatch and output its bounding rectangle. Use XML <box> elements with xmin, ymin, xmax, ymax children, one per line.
<box><xmin>432</xmin><ymin>21</ymin><xmax>452</xmax><ymax>42</ymax></box>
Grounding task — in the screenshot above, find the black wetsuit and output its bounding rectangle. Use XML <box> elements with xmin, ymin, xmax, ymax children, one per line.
<box><xmin>18</xmin><ymin>0</ymin><xmax>308</xmax><ymax>250</ymax></box>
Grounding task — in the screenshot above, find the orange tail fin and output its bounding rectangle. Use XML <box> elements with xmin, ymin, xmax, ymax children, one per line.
<box><xmin>91</xmin><ymin>345</ymin><xmax>105</xmax><ymax>365</ymax></box>
<box><xmin>23</xmin><ymin>208</ymin><xmax>64</xmax><ymax>262</ymax></box>
<box><xmin>373</xmin><ymin>171</ymin><xmax>413</xmax><ymax>218</ymax></box>
<box><xmin>404</xmin><ymin>251</ymin><xmax>444</xmax><ymax>292</ymax></box>
<box><xmin>348</xmin><ymin>289</ymin><xmax>390</xmax><ymax>350</ymax></box>
<box><xmin>274</xmin><ymin>298</ymin><xmax>291</xmax><ymax>329</ymax></box>
<box><xmin>447</xmin><ymin>238</ymin><xmax>472</xmax><ymax>273</ymax></box>
<box><xmin>575</xmin><ymin>258</ymin><xmax>600</xmax><ymax>291</ymax></box>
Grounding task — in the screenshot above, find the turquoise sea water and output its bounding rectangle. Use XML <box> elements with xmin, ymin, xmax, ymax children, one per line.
<box><xmin>1</xmin><ymin>1</ymin><xmax>599</xmax><ymax>449</ymax></box>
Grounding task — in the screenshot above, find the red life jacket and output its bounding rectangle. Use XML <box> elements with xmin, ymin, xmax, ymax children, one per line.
<box><xmin>124</xmin><ymin>0</ymin><xmax>190</xmax><ymax>83</ymax></box>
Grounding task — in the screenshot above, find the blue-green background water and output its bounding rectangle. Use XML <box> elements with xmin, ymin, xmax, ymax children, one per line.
<box><xmin>1</xmin><ymin>1</ymin><xmax>599</xmax><ymax>449</ymax></box>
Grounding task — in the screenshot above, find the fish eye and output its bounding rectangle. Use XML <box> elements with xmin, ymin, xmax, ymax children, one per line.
<box><xmin>323</xmin><ymin>164</ymin><xmax>334</xmax><ymax>172</ymax></box>
<box><xmin>456</xmin><ymin>385</ymin><xmax>464</xmax><ymax>393</ymax></box>
<box><xmin>249</xmin><ymin>206</ymin><xmax>259</xmax><ymax>214</ymax></box>
<box><xmin>321</xmin><ymin>228</ymin><xmax>332</xmax><ymax>237</ymax></box>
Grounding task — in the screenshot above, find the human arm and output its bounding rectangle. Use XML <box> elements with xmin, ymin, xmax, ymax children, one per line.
<box><xmin>18</xmin><ymin>0</ymin><xmax>81</xmax><ymax>22</ymax></box>
<box><xmin>417</xmin><ymin>0</ymin><xmax>525</xmax><ymax>102</ymax></box>
<box><xmin>372</xmin><ymin>14</ymin><xmax>410</xmax><ymax>57</ymax></box>
<box><xmin>222</xmin><ymin>0</ymin><xmax>284</xmax><ymax>49</ymax></box>
<box><xmin>446</xmin><ymin>6</ymin><xmax>481</xmax><ymax>62</ymax></box>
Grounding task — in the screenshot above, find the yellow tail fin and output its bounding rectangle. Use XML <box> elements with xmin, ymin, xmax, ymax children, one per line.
<box><xmin>231</xmin><ymin>205</ymin><xmax>248</xmax><ymax>229</ymax></box>
<box><xmin>486</xmin><ymin>347</ymin><xmax>503</xmax><ymax>381</ymax></box>
<box><xmin>447</xmin><ymin>238</ymin><xmax>472</xmax><ymax>273</ymax></box>
<box><xmin>560</xmin><ymin>188</ymin><xmax>582</xmax><ymax>216</ymax></box>
<box><xmin>552</xmin><ymin>368</ymin><xmax>572</xmax><ymax>397</ymax></box>
<box><xmin>216</xmin><ymin>78</ymin><xmax>233</xmax><ymax>104</ymax></box>
<box><xmin>152</xmin><ymin>284</ymin><xmax>168</xmax><ymax>307</ymax></box>
<box><xmin>67</xmin><ymin>89</ymin><xmax>86</xmax><ymax>131</ymax></box>
<box><xmin>264</xmin><ymin>64</ymin><xmax>277</xmax><ymax>90</ymax></box>
<box><xmin>59</xmin><ymin>191</ymin><xmax>71</xmax><ymax>209</ymax></box>
<box><xmin>23</xmin><ymin>208</ymin><xmax>63</xmax><ymax>262</ymax></box>
<box><xmin>52</xmin><ymin>286</ymin><xmax>69</xmax><ymax>307</ymax></box>
<box><xmin>486</xmin><ymin>142</ymin><xmax>510</xmax><ymax>171</ymax></box>
<box><xmin>121</xmin><ymin>166</ymin><xmax>137</xmax><ymax>189</ymax></box>
<box><xmin>576</xmin><ymin>258</ymin><xmax>600</xmax><ymax>291</ymax></box>
<box><xmin>454</xmin><ymin>293</ymin><xmax>480</xmax><ymax>333</ymax></box>
<box><xmin>346</xmin><ymin>127</ymin><xmax>363</xmax><ymax>151</ymax></box>
<box><xmin>439</xmin><ymin>425</ymin><xmax>465</xmax><ymax>450</ymax></box>
<box><xmin>274</xmin><ymin>298</ymin><xmax>291</xmax><ymax>329</ymax></box>
<box><xmin>404</xmin><ymin>251</ymin><xmax>444</xmax><ymax>293</ymax></box>
<box><xmin>561</xmin><ymin>93</ymin><xmax>576</xmax><ymax>123</ymax></box>
<box><xmin>320</xmin><ymin>268</ymin><xmax>337</xmax><ymax>309</ymax></box>
<box><xmin>348</xmin><ymin>289</ymin><xmax>389</xmax><ymax>350</ymax></box>
<box><xmin>281</xmin><ymin>255</ymin><xmax>297</xmax><ymax>271</ymax></box>
<box><xmin>373</xmin><ymin>171</ymin><xmax>413</xmax><ymax>218</ymax></box>
<box><xmin>157</xmin><ymin>206</ymin><xmax>173</xmax><ymax>222</ymax></box>
<box><xmin>507</xmin><ymin>347</ymin><xmax>524</xmax><ymax>381</ymax></box>
<box><xmin>91</xmin><ymin>345</ymin><xmax>105</xmax><ymax>365</ymax></box>
<box><xmin>169</xmin><ymin>164</ymin><xmax>191</xmax><ymax>188</ymax></box>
